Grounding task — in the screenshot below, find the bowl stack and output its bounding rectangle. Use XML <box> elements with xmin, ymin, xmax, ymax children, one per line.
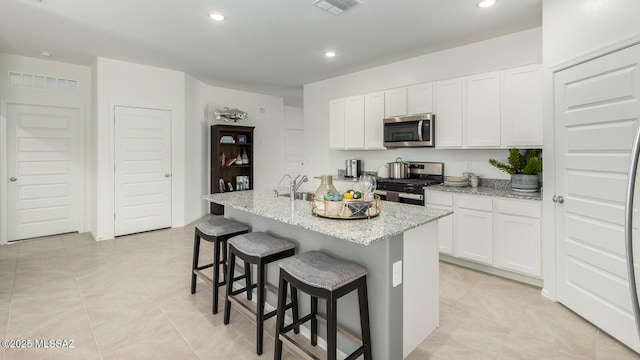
<box><xmin>444</xmin><ymin>176</ymin><xmax>470</xmax><ymax>187</ymax></box>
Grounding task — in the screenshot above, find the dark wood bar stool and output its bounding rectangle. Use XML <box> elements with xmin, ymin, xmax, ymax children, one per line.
<box><xmin>274</xmin><ymin>250</ymin><xmax>372</xmax><ymax>360</ymax></box>
<box><xmin>190</xmin><ymin>217</ymin><xmax>250</xmax><ymax>314</ymax></box>
<box><xmin>224</xmin><ymin>232</ymin><xmax>299</xmax><ymax>355</ymax></box>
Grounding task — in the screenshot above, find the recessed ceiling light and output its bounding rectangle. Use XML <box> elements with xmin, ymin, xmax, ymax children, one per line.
<box><xmin>40</xmin><ymin>50</ymin><xmax>52</xmax><ymax>57</ymax></box>
<box><xmin>324</xmin><ymin>51</ymin><xmax>337</xmax><ymax>58</ymax></box>
<box><xmin>477</xmin><ymin>0</ymin><xmax>496</xmax><ymax>8</ymax></box>
<box><xmin>208</xmin><ymin>12</ymin><xmax>225</xmax><ymax>21</ymax></box>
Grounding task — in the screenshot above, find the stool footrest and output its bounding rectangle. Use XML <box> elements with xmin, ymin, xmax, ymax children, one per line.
<box><xmin>228</xmin><ymin>294</ymin><xmax>295</xmax><ymax>321</ymax></box>
<box><xmin>279</xmin><ymin>333</ymin><xmax>319</xmax><ymax>360</ymax></box>
<box><xmin>195</xmin><ymin>263</ymin><xmax>214</xmax><ymax>271</ymax></box>
<box><xmin>193</xmin><ymin>269</ymin><xmax>214</xmax><ymax>285</ymax></box>
<box><xmin>229</xmin><ymin>283</ymin><xmax>258</xmax><ymax>296</ymax></box>
<box><xmin>344</xmin><ymin>346</ymin><xmax>368</xmax><ymax>360</ymax></box>
<box><xmin>315</xmin><ymin>313</ymin><xmax>363</xmax><ymax>346</ymax></box>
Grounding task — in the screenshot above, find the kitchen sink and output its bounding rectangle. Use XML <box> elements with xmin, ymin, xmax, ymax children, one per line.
<box><xmin>279</xmin><ymin>192</ymin><xmax>315</xmax><ymax>201</ymax></box>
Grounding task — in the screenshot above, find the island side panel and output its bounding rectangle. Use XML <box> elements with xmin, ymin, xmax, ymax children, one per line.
<box><xmin>225</xmin><ymin>207</ymin><xmax>403</xmax><ymax>360</ymax></box>
<box><xmin>403</xmin><ymin>221</ymin><xmax>439</xmax><ymax>358</ymax></box>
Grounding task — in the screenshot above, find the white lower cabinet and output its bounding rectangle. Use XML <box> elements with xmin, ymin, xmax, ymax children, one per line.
<box><xmin>494</xmin><ymin>199</ymin><xmax>541</xmax><ymax>276</ymax></box>
<box><xmin>454</xmin><ymin>195</ymin><xmax>493</xmax><ymax>265</ymax></box>
<box><xmin>426</xmin><ymin>190</ymin><xmax>542</xmax><ymax>279</ymax></box>
<box><xmin>425</xmin><ymin>191</ymin><xmax>453</xmax><ymax>255</ymax></box>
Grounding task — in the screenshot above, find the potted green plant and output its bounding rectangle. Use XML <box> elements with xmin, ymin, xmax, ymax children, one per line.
<box><xmin>489</xmin><ymin>148</ymin><xmax>542</xmax><ymax>191</ymax></box>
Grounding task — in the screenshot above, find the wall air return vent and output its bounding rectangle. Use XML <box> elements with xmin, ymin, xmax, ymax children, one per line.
<box><xmin>7</xmin><ymin>71</ymin><xmax>79</xmax><ymax>93</ymax></box>
<box><xmin>313</xmin><ymin>0</ymin><xmax>362</xmax><ymax>15</ymax></box>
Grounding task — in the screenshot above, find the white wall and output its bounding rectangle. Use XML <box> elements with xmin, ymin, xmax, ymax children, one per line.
<box><xmin>206</xmin><ymin>87</ymin><xmax>285</xmax><ymax>192</ymax></box>
<box><xmin>543</xmin><ymin>0</ymin><xmax>640</xmax><ymax>66</ymax></box>
<box><xmin>0</xmin><ymin>53</ymin><xmax>92</xmax><ymax>244</ymax></box>
<box><xmin>184</xmin><ymin>74</ymin><xmax>210</xmax><ymax>224</ymax></box>
<box><xmin>541</xmin><ymin>0</ymin><xmax>640</xmax><ymax>300</ymax></box>
<box><xmin>303</xmin><ymin>28</ymin><xmax>542</xmax><ymax>186</ymax></box>
<box><xmin>93</xmin><ymin>57</ymin><xmax>186</xmax><ymax>240</ymax></box>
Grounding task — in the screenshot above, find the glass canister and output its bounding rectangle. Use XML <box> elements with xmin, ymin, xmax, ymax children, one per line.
<box><xmin>315</xmin><ymin>174</ymin><xmax>337</xmax><ymax>199</ymax></box>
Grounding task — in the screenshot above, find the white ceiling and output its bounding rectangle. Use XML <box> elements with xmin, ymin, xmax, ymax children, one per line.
<box><xmin>0</xmin><ymin>0</ymin><xmax>542</xmax><ymax>107</ymax></box>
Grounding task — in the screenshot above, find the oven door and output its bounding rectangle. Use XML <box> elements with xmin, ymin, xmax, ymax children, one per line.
<box><xmin>375</xmin><ymin>190</ymin><xmax>424</xmax><ymax>206</ymax></box>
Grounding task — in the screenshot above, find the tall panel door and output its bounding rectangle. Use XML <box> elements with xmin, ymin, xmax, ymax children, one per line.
<box><xmin>464</xmin><ymin>71</ymin><xmax>501</xmax><ymax>147</ymax></box>
<box><xmin>114</xmin><ymin>106</ymin><xmax>172</xmax><ymax>236</ymax></box>
<box><xmin>344</xmin><ymin>95</ymin><xmax>365</xmax><ymax>149</ymax></box>
<box><xmin>7</xmin><ymin>104</ymin><xmax>81</xmax><ymax>241</ymax></box>
<box><xmin>364</xmin><ymin>91</ymin><xmax>385</xmax><ymax>149</ymax></box>
<box><xmin>555</xmin><ymin>44</ymin><xmax>640</xmax><ymax>352</ymax></box>
<box><xmin>434</xmin><ymin>78</ymin><xmax>463</xmax><ymax>148</ymax></box>
<box><xmin>285</xmin><ymin>128</ymin><xmax>304</xmax><ymax>176</ymax></box>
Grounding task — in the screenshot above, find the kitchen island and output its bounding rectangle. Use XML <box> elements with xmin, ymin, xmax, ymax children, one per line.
<box><xmin>203</xmin><ymin>190</ymin><xmax>452</xmax><ymax>359</ymax></box>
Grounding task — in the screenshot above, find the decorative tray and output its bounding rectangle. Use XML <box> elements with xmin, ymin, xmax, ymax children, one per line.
<box><xmin>311</xmin><ymin>195</ymin><xmax>381</xmax><ymax>220</ymax></box>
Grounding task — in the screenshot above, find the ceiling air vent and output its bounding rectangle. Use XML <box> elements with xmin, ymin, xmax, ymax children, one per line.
<box><xmin>313</xmin><ymin>0</ymin><xmax>362</xmax><ymax>15</ymax></box>
<box><xmin>7</xmin><ymin>71</ymin><xmax>79</xmax><ymax>93</ymax></box>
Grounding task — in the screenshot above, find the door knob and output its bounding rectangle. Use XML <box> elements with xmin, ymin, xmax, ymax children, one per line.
<box><xmin>9</xmin><ymin>177</ymin><xmax>17</xmax><ymax>182</ymax></box>
<box><xmin>552</xmin><ymin>195</ymin><xmax>564</xmax><ymax>204</ymax></box>
<box><xmin>165</xmin><ymin>173</ymin><xmax>171</xmax><ymax>178</ymax></box>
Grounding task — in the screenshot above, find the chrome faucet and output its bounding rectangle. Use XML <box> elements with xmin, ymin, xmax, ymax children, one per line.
<box><xmin>293</xmin><ymin>175</ymin><xmax>308</xmax><ymax>193</ymax></box>
<box><xmin>275</xmin><ymin>174</ymin><xmax>292</xmax><ymax>197</ymax></box>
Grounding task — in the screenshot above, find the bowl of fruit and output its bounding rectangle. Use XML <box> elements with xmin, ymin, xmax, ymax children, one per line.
<box><xmin>311</xmin><ymin>190</ymin><xmax>381</xmax><ymax>219</ymax></box>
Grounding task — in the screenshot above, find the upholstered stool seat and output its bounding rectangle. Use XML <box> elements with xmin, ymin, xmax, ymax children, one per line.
<box><xmin>190</xmin><ymin>218</ymin><xmax>250</xmax><ymax>314</ymax></box>
<box><xmin>274</xmin><ymin>250</ymin><xmax>372</xmax><ymax>360</ymax></box>
<box><xmin>224</xmin><ymin>232</ymin><xmax>299</xmax><ymax>356</ymax></box>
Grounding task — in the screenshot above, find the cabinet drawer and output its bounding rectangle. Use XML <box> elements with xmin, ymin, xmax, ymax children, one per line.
<box><xmin>495</xmin><ymin>199</ymin><xmax>540</xmax><ymax>218</ymax></box>
<box><xmin>455</xmin><ymin>195</ymin><xmax>492</xmax><ymax>211</ymax></box>
<box><xmin>425</xmin><ymin>191</ymin><xmax>453</xmax><ymax>207</ymax></box>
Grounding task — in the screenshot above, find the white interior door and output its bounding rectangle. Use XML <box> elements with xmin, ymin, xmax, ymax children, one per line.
<box><xmin>7</xmin><ymin>104</ymin><xmax>82</xmax><ymax>241</ymax></box>
<box><xmin>285</xmin><ymin>128</ymin><xmax>304</xmax><ymax>177</ymax></box>
<box><xmin>555</xmin><ymin>44</ymin><xmax>640</xmax><ymax>352</ymax></box>
<box><xmin>114</xmin><ymin>106</ymin><xmax>171</xmax><ymax>236</ymax></box>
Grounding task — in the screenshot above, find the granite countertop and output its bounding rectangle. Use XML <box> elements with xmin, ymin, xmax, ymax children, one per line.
<box><xmin>202</xmin><ymin>190</ymin><xmax>452</xmax><ymax>246</ymax></box>
<box><xmin>426</xmin><ymin>184</ymin><xmax>542</xmax><ymax>201</ymax></box>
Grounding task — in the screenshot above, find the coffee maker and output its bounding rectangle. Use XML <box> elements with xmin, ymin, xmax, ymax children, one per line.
<box><xmin>345</xmin><ymin>159</ymin><xmax>362</xmax><ymax>178</ymax></box>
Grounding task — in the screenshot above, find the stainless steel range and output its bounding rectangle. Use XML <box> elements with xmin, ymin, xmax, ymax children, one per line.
<box><xmin>375</xmin><ymin>162</ymin><xmax>444</xmax><ymax>205</ymax></box>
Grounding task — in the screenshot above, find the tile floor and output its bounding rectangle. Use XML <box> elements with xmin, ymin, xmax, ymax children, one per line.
<box><xmin>0</xmin><ymin>217</ymin><xmax>638</xmax><ymax>360</ymax></box>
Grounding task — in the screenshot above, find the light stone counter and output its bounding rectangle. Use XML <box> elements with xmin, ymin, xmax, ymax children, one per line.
<box><xmin>202</xmin><ymin>190</ymin><xmax>452</xmax><ymax>246</ymax></box>
<box><xmin>427</xmin><ymin>184</ymin><xmax>543</xmax><ymax>201</ymax></box>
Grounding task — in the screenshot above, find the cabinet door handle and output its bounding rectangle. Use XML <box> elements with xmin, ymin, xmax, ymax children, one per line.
<box><xmin>165</xmin><ymin>173</ymin><xmax>171</xmax><ymax>178</ymax></box>
<box><xmin>552</xmin><ymin>195</ymin><xmax>564</xmax><ymax>204</ymax></box>
<box><xmin>9</xmin><ymin>177</ymin><xmax>17</xmax><ymax>182</ymax></box>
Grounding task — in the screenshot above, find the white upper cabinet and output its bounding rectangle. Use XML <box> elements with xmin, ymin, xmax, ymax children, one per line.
<box><xmin>344</xmin><ymin>95</ymin><xmax>365</xmax><ymax>149</ymax></box>
<box><xmin>464</xmin><ymin>71</ymin><xmax>501</xmax><ymax>148</ymax></box>
<box><xmin>407</xmin><ymin>82</ymin><xmax>434</xmax><ymax>115</ymax></box>
<box><xmin>364</xmin><ymin>91</ymin><xmax>386</xmax><ymax>149</ymax></box>
<box><xmin>501</xmin><ymin>64</ymin><xmax>543</xmax><ymax>147</ymax></box>
<box><xmin>384</xmin><ymin>87</ymin><xmax>407</xmax><ymax>118</ymax></box>
<box><xmin>434</xmin><ymin>78</ymin><xmax>464</xmax><ymax>148</ymax></box>
<box><xmin>328</xmin><ymin>98</ymin><xmax>345</xmax><ymax>149</ymax></box>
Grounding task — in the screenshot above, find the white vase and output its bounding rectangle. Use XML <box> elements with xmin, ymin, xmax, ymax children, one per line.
<box><xmin>236</xmin><ymin>153</ymin><xmax>243</xmax><ymax>165</ymax></box>
<box><xmin>242</xmin><ymin>148</ymin><xmax>249</xmax><ymax>164</ymax></box>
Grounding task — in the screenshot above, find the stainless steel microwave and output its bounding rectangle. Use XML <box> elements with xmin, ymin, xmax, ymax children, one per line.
<box><xmin>383</xmin><ymin>114</ymin><xmax>434</xmax><ymax>147</ymax></box>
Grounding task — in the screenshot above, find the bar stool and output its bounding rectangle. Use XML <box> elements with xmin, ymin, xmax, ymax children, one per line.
<box><xmin>274</xmin><ymin>250</ymin><xmax>372</xmax><ymax>360</ymax></box>
<box><xmin>191</xmin><ymin>217</ymin><xmax>250</xmax><ymax>314</ymax></box>
<box><xmin>224</xmin><ymin>232</ymin><xmax>299</xmax><ymax>355</ymax></box>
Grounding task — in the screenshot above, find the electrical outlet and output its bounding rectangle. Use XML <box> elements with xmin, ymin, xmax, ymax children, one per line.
<box><xmin>392</xmin><ymin>260</ymin><xmax>402</xmax><ymax>287</ymax></box>
<box><xmin>466</xmin><ymin>161</ymin><xmax>472</xmax><ymax>171</ymax></box>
